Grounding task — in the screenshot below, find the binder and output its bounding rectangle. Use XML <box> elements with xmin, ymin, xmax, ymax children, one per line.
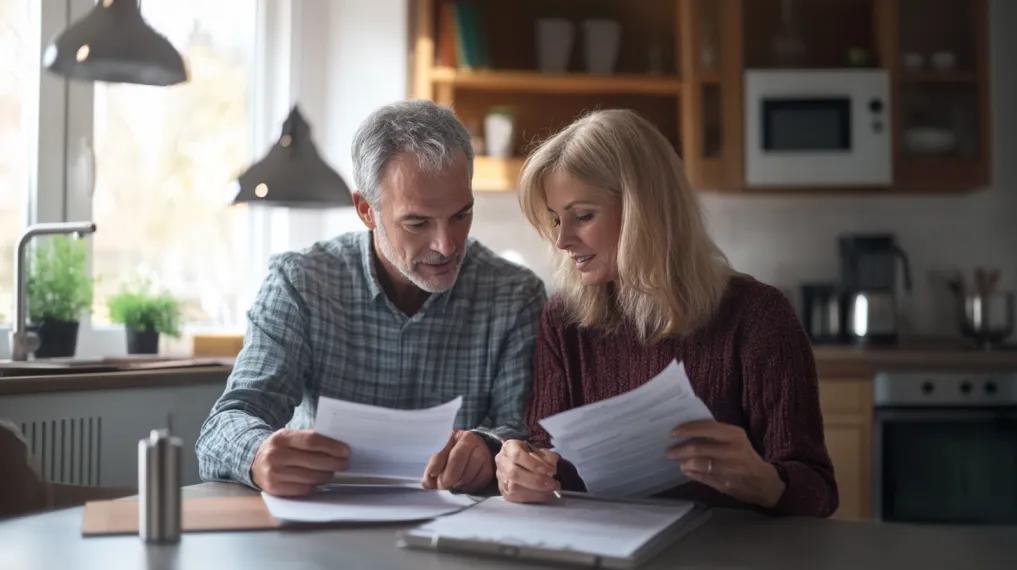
<box><xmin>398</xmin><ymin>492</ymin><xmax>711</xmax><ymax>569</ymax></box>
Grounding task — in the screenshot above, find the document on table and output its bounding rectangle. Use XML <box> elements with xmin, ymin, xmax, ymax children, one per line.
<box><xmin>539</xmin><ymin>360</ymin><xmax>713</xmax><ymax>497</ymax></box>
<box><xmin>314</xmin><ymin>396</ymin><xmax>462</xmax><ymax>483</ymax></box>
<box><xmin>403</xmin><ymin>494</ymin><xmax>699</xmax><ymax>562</ymax></box>
<box><xmin>262</xmin><ymin>484</ymin><xmax>477</xmax><ymax>523</ymax></box>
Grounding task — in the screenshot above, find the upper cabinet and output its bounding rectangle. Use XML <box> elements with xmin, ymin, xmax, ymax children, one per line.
<box><xmin>411</xmin><ymin>0</ymin><xmax>990</xmax><ymax>194</ymax></box>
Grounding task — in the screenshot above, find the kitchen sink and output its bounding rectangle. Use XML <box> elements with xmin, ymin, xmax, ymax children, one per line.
<box><xmin>0</xmin><ymin>356</ymin><xmax>232</xmax><ymax>378</ymax></box>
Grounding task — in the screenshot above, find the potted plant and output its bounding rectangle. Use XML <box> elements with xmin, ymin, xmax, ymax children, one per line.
<box><xmin>107</xmin><ymin>285</ymin><xmax>182</xmax><ymax>354</ymax></box>
<box><xmin>27</xmin><ymin>236</ymin><xmax>93</xmax><ymax>357</ymax></box>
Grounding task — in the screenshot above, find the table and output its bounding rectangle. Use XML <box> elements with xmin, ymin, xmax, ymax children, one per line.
<box><xmin>1</xmin><ymin>483</ymin><xmax>1014</xmax><ymax>569</ymax></box>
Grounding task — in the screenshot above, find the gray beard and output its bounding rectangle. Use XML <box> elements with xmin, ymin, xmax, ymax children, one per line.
<box><xmin>374</xmin><ymin>219</ymin><xmax>461</xmax><ymax>294</ymax></box>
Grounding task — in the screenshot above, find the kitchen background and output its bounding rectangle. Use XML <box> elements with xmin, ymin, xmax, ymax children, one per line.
<box><xmin>279</xmin><ymin>0</ymin><xmax>1016</xmax><ymax>343</ymax></box>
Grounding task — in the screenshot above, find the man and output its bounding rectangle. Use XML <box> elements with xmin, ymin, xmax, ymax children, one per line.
<box><xmin>196</xmin><ymin>100</ymin><xmax>546</xmax><ymax>496</ymax></box>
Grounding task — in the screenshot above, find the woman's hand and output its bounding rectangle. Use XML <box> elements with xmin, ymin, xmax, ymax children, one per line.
<box><xmin>494</xmin><ymin>439</ymin><xmax>561</xmax><ymax>503</ymax></box>
<box><xmin>667</xmin><ymin>420</ymin><xmax>786</xmax><ymax>508</ymax></box>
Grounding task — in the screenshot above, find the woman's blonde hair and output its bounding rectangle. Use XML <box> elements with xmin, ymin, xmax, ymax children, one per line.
<box><xmin>519</xmin><ymin>109</ymin><xmax>731</xmax><ymax>344</ymax></box>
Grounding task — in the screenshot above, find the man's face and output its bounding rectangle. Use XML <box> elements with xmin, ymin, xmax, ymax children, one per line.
<box><xmin>357</xmin><ymin>151</ymin><xmax>473</xmax><ymax>294</ymax></box>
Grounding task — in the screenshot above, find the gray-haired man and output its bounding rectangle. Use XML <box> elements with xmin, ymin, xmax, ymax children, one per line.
<box><xmin>196</xmin><ymin>100</ymin><xmax>546</xmax><ymax>495</ymax></box>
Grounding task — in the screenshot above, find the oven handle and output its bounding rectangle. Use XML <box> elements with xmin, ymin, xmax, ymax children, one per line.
<box><xmin>874</xmin><ymin>407</ymin><xmax>1017</xmax><ymax>423</ymax></box>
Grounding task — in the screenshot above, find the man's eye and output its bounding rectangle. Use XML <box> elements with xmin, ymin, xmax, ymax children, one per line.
<box><xmin>455</xmin><ymin>210</ymin><xmax>473</xmax><ymax>220</ymax></box>
<box><xmin>406</xmin><ymin>221</ymin><xmax>428</xmax><ymax>229</ymax></box>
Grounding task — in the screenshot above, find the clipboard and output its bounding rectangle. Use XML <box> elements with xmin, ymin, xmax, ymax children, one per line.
<box><xmin>397</xmin><ymin>492</ymin><xmax>711</xmax><ymax>569</ymax></box>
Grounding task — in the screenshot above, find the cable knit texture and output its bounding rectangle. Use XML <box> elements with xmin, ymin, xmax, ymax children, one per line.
<box><xmin>527</xmin><ymin>275</ymin><xmax>838</xmax><ymax>517</ymax></box>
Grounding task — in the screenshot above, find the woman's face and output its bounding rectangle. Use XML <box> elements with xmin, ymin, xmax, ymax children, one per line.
<box><xmin>544</xmin><ymin>169</ymin><xmax>622</xmax><ymax>286</ymax></box>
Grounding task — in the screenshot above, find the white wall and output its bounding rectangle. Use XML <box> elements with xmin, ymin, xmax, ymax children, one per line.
<box><xmin>313</xmin><ymin>0</ymin><xmax>1015</xmax><ymax>339</ymax></box>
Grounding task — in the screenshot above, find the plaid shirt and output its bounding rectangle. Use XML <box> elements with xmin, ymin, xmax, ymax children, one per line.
<box><xmin>196</xmin><ymin>231</ymin><xmax>546</xmax><ymax>487</ymax></box>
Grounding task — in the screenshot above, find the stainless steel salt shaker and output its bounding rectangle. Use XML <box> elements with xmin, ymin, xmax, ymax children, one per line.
<box><xmin>138</xmin><ymin>429</ymin><xmax>182</xmax><ymax>543</ymax></box>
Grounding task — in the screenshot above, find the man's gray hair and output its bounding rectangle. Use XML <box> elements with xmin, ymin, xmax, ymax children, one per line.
<box><xmin>352</xmin><ymin>100</ymin><xmax>474</xmax><ymax>208</ymax></box>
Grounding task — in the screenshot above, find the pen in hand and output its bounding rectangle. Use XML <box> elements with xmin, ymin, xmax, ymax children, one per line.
<box><xmin>520</xmin><ymin>441</ymin><xmax>564</xmax><ymax>502</ymax></box>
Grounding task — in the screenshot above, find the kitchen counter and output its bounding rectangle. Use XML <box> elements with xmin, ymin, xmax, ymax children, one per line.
<box><xmin>813</xmin><ymin>344</ymin><xmax>1017</xmax><ymax>378</ymax></box>
<box><xmin>0</xmin><ymin>482</ymin><xmax>1014</xmax><ymax>570</ymax></box>
<box><xmin>0</xmin><ymin>363</ymin><xmax>232</xmax><ymax>395</ymax></box>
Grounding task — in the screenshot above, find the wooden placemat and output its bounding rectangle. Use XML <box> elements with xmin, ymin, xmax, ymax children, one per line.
<box><xmin>82</xmin><ymin>495</ymin><xmax>280</xmax><ymax>536</ymax></box>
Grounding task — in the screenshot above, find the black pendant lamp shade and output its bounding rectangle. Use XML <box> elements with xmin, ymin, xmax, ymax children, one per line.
<box><xmin>43</xmin><ymin>0</ymin><xmax>187</xmax><ymax>86</ymax></box>
<box><xmin>233</xmin><ymin>106</ymin><xmax>353</xmax><ymax>208</ymax></box>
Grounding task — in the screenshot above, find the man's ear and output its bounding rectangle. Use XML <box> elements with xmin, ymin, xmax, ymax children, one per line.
<box><xmin>352</xmin><ymin>192</ymin><xmax>376</xmax><ymax>230</ymax></box>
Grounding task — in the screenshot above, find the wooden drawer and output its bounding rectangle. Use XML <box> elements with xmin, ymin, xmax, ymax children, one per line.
<box><xmin>819</xmin><ymin>378</ymin><xmax>872</xmax><ymax>417</ymax></box>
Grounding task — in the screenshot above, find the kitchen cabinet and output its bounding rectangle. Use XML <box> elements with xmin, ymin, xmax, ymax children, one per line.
<box><xmin>818</xmin><ymin>376</ymin><xmax>873</xmax><ymax>521</ymax></box>
<box><xmin>411</xmin><ymin>0</ymin><xmax>990</xmax><ymax>194</ymax></box>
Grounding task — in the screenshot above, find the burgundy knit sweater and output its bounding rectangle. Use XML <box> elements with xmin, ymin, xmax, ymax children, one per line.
<box><xmin>526</xmin><ymin>275</ymin><xmax>838</xmax><ymax>517</ymax></box>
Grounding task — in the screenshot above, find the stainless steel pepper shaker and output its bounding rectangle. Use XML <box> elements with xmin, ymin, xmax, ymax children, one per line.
<box><xmin>138</xmin><ymin>429</ymin><xmax>182</xmax><ymax>543</ymax></box>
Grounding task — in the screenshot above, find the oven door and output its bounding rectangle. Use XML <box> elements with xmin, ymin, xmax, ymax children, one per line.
<box><xmin>874</xmin><ymin>407</ymin><xmax>1017</xmax><ymax>524</ymax></box>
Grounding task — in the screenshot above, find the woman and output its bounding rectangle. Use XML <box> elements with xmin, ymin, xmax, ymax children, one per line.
<box><xmin>495</xmin><ymin>110</ymin><xmax>837</xmax><ymax>516</ymax></box>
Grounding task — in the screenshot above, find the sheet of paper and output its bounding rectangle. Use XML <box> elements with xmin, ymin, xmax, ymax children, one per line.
<box><xmin>262</xmin><ymin>485</ymin><xmax>477</xmax><ymax>523</ymax></box>
<box><xmin>539</xmin><ymin>360</ymin><xmax>713</xmax><ymax>496</ymax></box>
<box><xmin>314</xmin><ymin>395</ymin><xmax>462</xmax><ymax>482</ymax></box>
<box><xmin>412</xmin><ymin>495</ymin><xmax>695</xmax><ymax>559</ymax></box>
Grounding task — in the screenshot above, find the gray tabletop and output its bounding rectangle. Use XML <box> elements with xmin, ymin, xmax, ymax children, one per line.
<box><xmin>1</xmin><ymin>483</ymin><xmax>1015</xmax><ymax>570</ymax></box>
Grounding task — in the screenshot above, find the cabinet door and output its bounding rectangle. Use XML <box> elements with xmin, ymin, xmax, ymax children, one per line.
<box><xmin>679</xmin><ymin>0</ymin><xmax>743</xmax><ymax>191</ymax></box>
<box><xmin>819</xmin><ymin>378</ymin><xmax>873</xmax><ymax>520</ymax></box>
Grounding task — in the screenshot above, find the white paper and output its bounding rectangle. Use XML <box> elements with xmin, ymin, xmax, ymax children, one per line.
<box><xmin>413</xmin><ymin>495</ymin><xmax>695</xmax><ymax>559</ymax></box>
<box><xmin>314</xmin><ymin>396</ymin><xmax>462</xmax><ymax>482</ymax></box>
<box><xmin>262</xmin><ymin>484</ymin><xmax>477</xmax><ymax>523</ymax></box>
<box><xmin>539</xmin><ymin>360</ymin><xmax>713</xmax><ymax>496</ymax></box>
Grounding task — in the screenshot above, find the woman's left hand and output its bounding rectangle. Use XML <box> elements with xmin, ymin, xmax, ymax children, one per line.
<box><xmin>666</xmin><ymin>419</ymin><xmax>786</xmax><ymax>508</ymax></box>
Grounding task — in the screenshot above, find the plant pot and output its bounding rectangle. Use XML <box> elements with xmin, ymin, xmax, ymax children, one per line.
<box><xmin>126</xmin><ymin>329</ymin><xmax>160</xmax><ymax>355</ymax></box>
<box><xmin>30</xmin><ymin>319</ymin><xmax>79</xmax><ymax>358</ymax></box>
<box><xmin>581</xmin><ymin>19</ymin><xmax>622</xmax><ymax>74</ymax></box>
<box><xmin>536</xmin><ymin>18</ymin><xmax>575</xmax><ymax>73</ymax></box>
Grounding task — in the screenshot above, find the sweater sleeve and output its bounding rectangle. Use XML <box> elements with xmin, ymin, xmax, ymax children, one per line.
<box><xmin>740</xmin><ymin>288</ymin><xmax>839</xmax><ymax>517</ymax></box>
<box><xmin>524</xmin><ymin>300</ymin><xmax>587</xmax><ymax>492</ymax></box>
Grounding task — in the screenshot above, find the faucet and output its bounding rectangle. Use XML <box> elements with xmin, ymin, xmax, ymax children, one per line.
<box><xmin>8</xmin><ymin>222</ymin><xmax>97</xmax><ymax>361</ymax></box>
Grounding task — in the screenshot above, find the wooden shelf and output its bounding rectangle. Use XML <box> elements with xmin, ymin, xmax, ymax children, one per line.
<box><xmin>898</xmin><ymin>71</ymin><xmax>978</xmax><ymax>84</ymax></box>
<box><xmin>430</xmin><ymin>67</ymin><xmax>683</xmax><ymax>96</ymax></box>
<box><xmin>472</xmin><ymin>156</ymin><xmax>524</xmax><ymax>192</ymax></box>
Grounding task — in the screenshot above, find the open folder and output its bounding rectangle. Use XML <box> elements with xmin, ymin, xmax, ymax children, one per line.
<box><xmin>398</xmin><ymin>492</ymin><xmax>710</xmax><ymax>569</ymax></box>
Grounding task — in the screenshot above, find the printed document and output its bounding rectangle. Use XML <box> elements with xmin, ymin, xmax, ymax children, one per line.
<box><xmin>314</xmin><ymin>396</ymin><xmax>462</xmax><ymax>483</ymax></box>
<box><xmin>410</xmin><ymin>495</ymin><xmax>695</xmax><ymax>559</ymax></box>
<box><xmin>262</xmin><ymin>485</ymin><xmax>476</xmax><ymax>523</ymax></box>
<box><xmin>539</xmin><ymin>360</ymin><xmax>712</xmax><ymax>496</ymax></box>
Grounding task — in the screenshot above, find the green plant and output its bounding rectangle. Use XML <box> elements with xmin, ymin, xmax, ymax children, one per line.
<box><xmin>107</xmin><ymin>286</ymin><xmax>182</xmax><ymax>336</ymax></box>
<box><xmin>27</xmin><ymin>236</ymin><xmax>93</xmax><ymax>323</ymax></box>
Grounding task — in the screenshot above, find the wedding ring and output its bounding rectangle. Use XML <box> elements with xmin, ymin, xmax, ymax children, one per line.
<box><xmin>707</xmin><ymin>458</ymin><xmax>713</xmax><ymax>474</ymax></box>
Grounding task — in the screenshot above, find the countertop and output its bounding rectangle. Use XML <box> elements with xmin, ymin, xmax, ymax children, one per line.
<box><xmin>813</xmin><ymin>343</ymin><xmax>1017</xmax><ymax>378</ymax></box>
<box><xmin>0</xmin><ymin>482</ymin><xmax>1014</xmax><ymax>570</ymax></box>
<box><xmin>0</xmin><ymin>364</ymin><xmax>232</xmax><ymax>395</ymax></box>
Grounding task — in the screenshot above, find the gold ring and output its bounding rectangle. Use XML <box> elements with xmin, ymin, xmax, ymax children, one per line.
<box><xmin>707</xmin><ymin>458</ymin><xmax>713</xmax><ymax>474</ymax></box>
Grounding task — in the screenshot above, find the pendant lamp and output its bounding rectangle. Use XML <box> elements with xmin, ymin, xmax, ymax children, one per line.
<box><xmin>233</xmin><ymin>106</ymin><xmax>353</xmax><ymax>208</ymax></box>
<box><xmin>43</xmin><ymin>0</ymin><xmax>187</xmax><ymax>86</ymax></box>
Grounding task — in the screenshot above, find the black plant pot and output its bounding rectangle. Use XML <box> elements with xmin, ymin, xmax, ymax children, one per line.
<box><xmin>126</xmin><ymin>329</ymin><xmax>160</xmax><ymax>354</ymax></box>
<box><xmin>30</xmin><ymin>319</ymin><xmax>80</xmax><ymax>358</ymax></box>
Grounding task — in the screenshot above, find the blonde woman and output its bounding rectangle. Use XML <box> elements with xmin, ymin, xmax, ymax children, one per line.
<box><xmin>494</xmin><ymin>110</ymin><xmax>837</xmax><ymax>516</ymax></box>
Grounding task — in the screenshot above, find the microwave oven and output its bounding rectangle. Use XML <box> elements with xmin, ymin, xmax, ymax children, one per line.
<box><xmin>744</xmin><ymin>69</ymin><xmax>891</xmax><ymax>187</ymax></box>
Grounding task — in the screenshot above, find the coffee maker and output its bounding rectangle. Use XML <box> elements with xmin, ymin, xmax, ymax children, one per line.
<box><xmin>839</xmin><ymin>234</ymin><xmax>912</xmax><ymax>345</ymax></box>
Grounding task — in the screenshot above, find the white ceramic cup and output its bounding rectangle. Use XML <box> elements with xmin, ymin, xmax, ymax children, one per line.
<box><xmin>582</xmin><ymin>19</ymin><xmax>622</xmax><ymax>74</ymax></box>
<box><xmin>536</xmin><ymin>19</ymin><xmax>575</xmax><ymax>73</ymax></box>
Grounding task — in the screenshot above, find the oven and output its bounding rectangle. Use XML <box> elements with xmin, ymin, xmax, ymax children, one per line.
<box><xmin>873</xmin><ymin>370</ymin><xmax>1017</xmax><ymax>524</ymax></box>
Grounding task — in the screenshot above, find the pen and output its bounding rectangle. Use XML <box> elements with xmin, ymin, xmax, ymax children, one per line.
<box><xmin>520</xmin><ymin>441</ymin><xmax>563</xmax><ymax>501</ymax></box>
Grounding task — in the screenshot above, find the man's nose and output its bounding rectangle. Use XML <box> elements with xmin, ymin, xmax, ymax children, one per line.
<box><xmin>431</xmin><ymin>226</ymin><xmax>456</xmax><ymax>258</ymax></box>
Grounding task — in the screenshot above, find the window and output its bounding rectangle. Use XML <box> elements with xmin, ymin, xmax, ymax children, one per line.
<box><xmin>0</xmin><ymin>0</ymin><xmax>31</xmax><ymax>325</ymax></box>
<box><xmin>89</xmin><ymin>0</ymin><xmax>258</xmax><ymax>327</ymax></box>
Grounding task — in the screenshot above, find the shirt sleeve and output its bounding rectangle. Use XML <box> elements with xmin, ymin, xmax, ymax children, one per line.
<box><xmin>195</xmin><ymin>254</ymin><xmax>314</xmax><ymax>488</ymax></box>
<box><xmin>740</xmin><ymin>288</ymin><xmax>839</xmax><ymax>517</ymax></box>
<box><xmin>475</xmin><ymin>277</ymin><xmax>548</xmax><ymax>443</ymax></box>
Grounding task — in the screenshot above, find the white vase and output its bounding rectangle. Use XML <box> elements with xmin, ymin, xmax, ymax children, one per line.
<box><xmin>484</xmin><ymin>112</ymin><xmax>515</xmax><ymax>158</ymax></box>
<box><xmin>536</xmin><ymin>18</ymin><xmax>575</xmax><ymax>73</ymax></box>
<box><xmin>582</xmin><ymin>19</ymin><xmax>622</xmax><ymax>74</ymax></box>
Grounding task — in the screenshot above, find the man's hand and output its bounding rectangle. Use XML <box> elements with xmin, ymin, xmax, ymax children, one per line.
<box><xmin>421</xmin><ymin>430</ymin><xmax>494</xmax><ymax>493</ymax></box>
<box><xmin>251</xmin><ymin>429</ymin><xmax>350</xmax><ymax>496</ymax></box>
<box><xmin>667</xmin><ymin>420</ymin><xmax>786</xmax><ymax>508</ymax></box>
<box><xmin>494</xmin><ymin>439</ymin><xmax>560</xmax><ymax>503</ymax></box>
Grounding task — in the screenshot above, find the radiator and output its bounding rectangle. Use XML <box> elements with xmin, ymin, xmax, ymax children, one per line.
<box><xmin>19</xmin><ymin>417</ymin><xmax>103</xmax><ymax>486</ymax></box>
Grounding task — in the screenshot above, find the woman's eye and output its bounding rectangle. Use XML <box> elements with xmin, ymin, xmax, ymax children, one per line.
<box><xmin>550</xmin><ymin>217</ymin><xmax>561</xmax><ymax>228</ymax></box>
<box><xmin>576</xmin><ymin>213</ymin><xmax>594</xmax><ymax>222</ymax></box>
